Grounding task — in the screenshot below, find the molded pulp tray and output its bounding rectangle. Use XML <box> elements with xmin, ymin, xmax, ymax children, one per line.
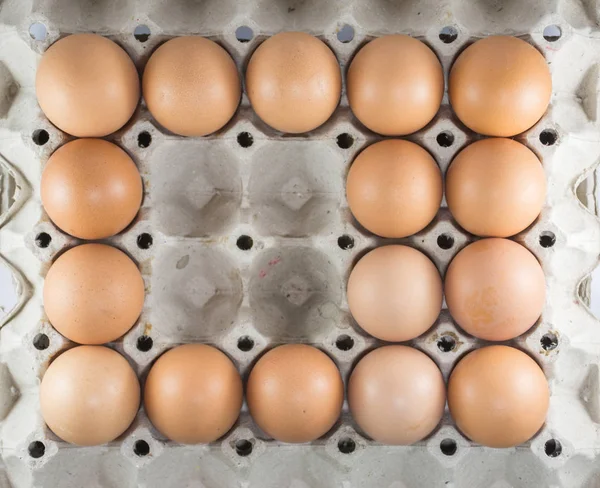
<box><xmin>1</xmin><ymin>0</ymin><xmax>600</xmax><ymax>487</ymax></box>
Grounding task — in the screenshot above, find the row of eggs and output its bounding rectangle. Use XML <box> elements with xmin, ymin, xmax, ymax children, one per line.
<box><xmin>40</xmin><ymin>136</ymin><xmax>545</xmax><ymax>242</ymax></box>
<box><xmin>41</xmin><ymin>342</ymin><xmax>548</xmax><ymax>449</ymax></box>
<box><xmin>36</xmin><ymin>32</ymin><xmax>551</xmax><ymax>138</ymax></box>
<box><xmin>42</xmin><ymin>238</ymin><xmax>544</xmax><ymax>347</ymax></box>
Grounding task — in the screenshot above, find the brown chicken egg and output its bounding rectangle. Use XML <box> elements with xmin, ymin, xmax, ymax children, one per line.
<box><xmin>445</xmin><ymin>238</ymin><xmax>545</xmax><ymax>341</ymax></box>
<box><xmin>245</xmin><ymin>32</ymin><xmax>341</xmax><ymax>133</ymax></box>
<box><xmin>36</xmin><ymin>34</ymin><xmax>139</xmax><ymax>137</ymax></box>
<box><xmin>144</xmin><ymin>344</ymin><xmax>243</xmax><ymax>444</ymax></box>
<box><xmin>40</xmin><ymin>346</ymin><xmax>140</xmax><ymax>446</ymax></box>
<box><xmin>449</xmin><ymin>36</ymin><xmax>552</xmax><ymax>136</ymax></box>
<box><xmin>448</xmin><ymin>345</ymin><xmax>549</xmax><ymax>448</ymax></box>
<box><xmin>346</xmin><ymin>139</ymin><xmax>442</xmax><ymax>238</ymax></box>
<box><xmin>349</xmin><ymin>346</ymin><xmax>445</xmax><ymax>445</ymax></box>
<box><xmin>446</xmin><ymin>138</ymin><xmax>546</xmax><ymax>237</ymax></box>
<box><xmin>41</xmin><ymin>139</ymin><xmax>143</xmax><ymax>240</ymax></box>
<box><xmin>44</xmin><ymin>244</ymin><xmax>145</xmax><ymax>344</ymax></box>
<box><xmin>347</xmin><ymin>245</ymin><xmax>442</xmax><ymax>342</ymax></box>
<box><xmin>246</xmin><ymin>344</ymin><xmax>343</xmax><ymax>443</ymax></box>
<box><xmin>347</xmin><ymin>35</ymin><xmax>444</xmax><ymax>135</ymax></box>
<box><xmin>143</xmin><ymin>36</ymin><xmax>241</xmax><ymax>136</ymax></box>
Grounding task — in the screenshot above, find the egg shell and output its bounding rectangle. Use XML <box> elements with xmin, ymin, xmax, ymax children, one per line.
<box><xmin>347</xmin><ymin>245</ymin><xmax>442</xmax><ymax>342</ymax></box>
<box><xmin>347</xmin><ymin>34</ymin><xmax>444</xmax><ymax>136</ymax></box>
<box><xmin>41</xmin><ymin>138</ymin><xmax>143</xmax><ymax>240</ymax></box>
<box><xmin>348</xmin><ymin>345</ymin><xmax>446</xmax><ymax>445</ymax></box>
<box><xmin>449</xmin><ymin>36</ymin><xmax>552</xmax><ymax>136</ymax></box>
<box><xmin>346</xmin><ymin>139</ymin><xmax>442</xmax><ymax>238</ymax></box>
<box><xmin>35</xmin><ymin>33</ymin><xmax>139</xmax><ymax>137</ymax></box>
<box><xmin>446</xmin><ymin>138</ymin><xmax>546</xmax><ymax>237</ymax></box>
<box><xmin>144</xmin><ymin>344</ymin><xmax>243</xmax><ymax>444</ymax></box>
<box><xmin>245</xmin><ymin>32</ymin><xmax>342</xmax><ymax>134</ymax></box>
<box><xmin>143</xmin><ymin>36</ymin><xmax>241</xmax><ymax>137</ymax></box>
<box><xmin>43</xmin><ymin>243</ymin><xmax>145</xmax><ymax>344</ymax></box>
<box><xmin>246</xmin><ymin>344</ymin><xmax>343</xmax><ymax>443</ymax></box>
<box><xmin>445</xmin><ymin>238</ymin><xmax>546</xmax><ymax>341</ymax></box>
<box><xmin>40</xmin><ymin>345</ymin><xmax>140</xmax><ymax>446</ymax></box>
<box><xmin>448</xmin><ymin>345</ymin><xmax>549</xmax><ymax>448</ymax></box>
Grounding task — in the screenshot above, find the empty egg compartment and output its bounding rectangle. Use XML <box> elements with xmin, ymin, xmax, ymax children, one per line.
<box><xmin>1</xmin><ymin>0</ymin><xmax>600</xmax><ymax>486</ymax></box>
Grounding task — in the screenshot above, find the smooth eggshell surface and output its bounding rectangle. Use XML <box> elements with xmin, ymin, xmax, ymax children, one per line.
<box><xmin>40</xmin><ymin>346</ymin><xmax>140</xmax><ymax>446</ymax></box>
<box><xmin>144</xmin><ymin>344</ymin><xmax>243</xmax><ymax>444</ymax></box>
<box><xmin>446</xmin><ymin>138</ymin><xmax>546</xmax><ymax>237</ymax></box>
<box><xmin>448</xmin><ymin>345</ymin><xmax>549</xmax><ymax>448</ymax></box>
<box><xmin>143</xmin><ymin>36</ymin><xmax>241</xmax><ymax>136</ymax></box>
<box><xmin>246</xmin><ymin>32</ymin><xmax>341</xmax><ymax>133</ymax></box>
<box><xmin>346</xmin><ymin>139</ymin><xmax>442</xmax><ymax>238</ymax></box>
<box><xmin>349</xmin><ymin>346</ymin><xmax>445</xmax><ymax>445</ymax></box>
<box><xmin>347</xmin><ymin>35</ymin><xmax>444</xmax><ymax>136</ymax></box>
<box><xmin>246</xmin><ymin>344</ymin><xmax>343</xmax><ymax>443</ymax></box>
<box><xmin>36</xmin><ymin>34</ymin><xmax>139</xmax><ymax>137</ymax></box>
<box><xmin>347</xmin><ymin>245</ymin><xmax>442</xmax><ymax>342</ymax></box>
<box><xmin>449</xmin><ymin>36</ymin><xmax>552</xmax><ymax>136</ymax></box>
<box><xmin>41</xmin><ymin>139</ymin><xmax>143</xmax><ymax>240</ymax></box>
<box><xmin>43</xmin><ymin>244</ymin><xmax>145</xmax><ymax>344</ymax></box>
<box><xmin>445</xmin><ymin>238</ymin><xmax>546</xmax><ymax>341</ymax></box>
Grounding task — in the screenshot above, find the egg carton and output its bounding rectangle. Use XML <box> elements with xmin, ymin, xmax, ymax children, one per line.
<box><xmin>1</xmin><ymin>0</ymin><xmax>600</xmax><ymax>487</ymax></box>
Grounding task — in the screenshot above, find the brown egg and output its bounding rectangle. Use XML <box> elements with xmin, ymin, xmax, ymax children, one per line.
<box><xmin>445</xmin><ymin>238</ymin><xmax>545</xmax><ymax>341</ymax></box>
<box><xmin>448</xmin><ymin>345</ymin><xmax>549</xmax><ymax>448</ymax></box>
<box><xmin>446</xmin><ymin>138</ymin><xmax>546</xmax><ymax>237</ymax></box>
<box><xmin>143</xmin><ymin>36</ymin><xmax>240</xmax><ymax>136</ymax></box>
<box><xmin>40</xmin><ymin>346</ymin><xmax>140</xmax><ymax>446</ymax></box>
<box><xmin>41</xmin><ymin>139</ymin><xmax>143</xmax><ymax>240</ymax></box>
<box><xmin>44</xmin><ymin>244</ymin><xmax>145</xmax><ymax>344</ymax></box>
<box><xmin>449</xmin><ymin>36</ymin><xmax>552</xmax><ymax>136</ymax></box>
<box><xmin>349</xmin><ymin>346</ymin><xmax>445</xmax><ymax>444</ymax></box>
<box><xmin>347</xmin><ymin>35</ymin><xmax>443</xmax><ymax>135</ymax></box>
<box><xmin>346</xmin><ymin>140</ymin><xmax>442</xmax><ymax>237</ymax></box>
<box><xmin>348</xmin><ymin>245</ymin><xmax>442</xmax><ymax>342</ymax></box>
<box><xmin>36</xmin><ymin>34</ymin><xmax>139</xmax><ymax>137</ymax></box>
<box><xmin>246</xmin><ymin>344</ymin><xmax>343</xmax><ymax>443</ymax></box>
<box><xmin>246</xmin><ymin>32</ymin><xmax>341</xmax><ymax>133</ymax></box>
<box><xmin>144</xmin><ymin>344</ymin><xmax>242</xmax><ymax>444</ymax></box>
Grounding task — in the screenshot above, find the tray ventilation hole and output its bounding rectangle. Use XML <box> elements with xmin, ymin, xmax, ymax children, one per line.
<box><xmin>439</xmin><ymin>26</ymin><xmax>458</xmax><ymax>44</ymax></box>
<box><xmin>236</xmin><ymin>26</ymin><xmax>253</xmax><ymax>43</ymax></box>
<box><xmin>134</xmin><ymin>25</ymin><xmax>151</xmax><ymax>43</ymax></box>
<box><xmin>33</xmin><ymin>333</ymin><xmax>50</xmax><ymax>350</ymax></box>
<box><xmin>32</xmin><ymin>129</ymin><xmax>49</xmax><ymax>146</ymax></box>
<box><xmin>338</xmin><ymin>437</ymin><xmax>356</xmax><ymax>454</ymax></box>
<box><xmin>440</xmin><ymin>438</ymin><xmax>457</xmax><ymax>456</ymax></box>
<box><xmin>235</xmin><ymin>439</ymin><xmax>253</xmax><ymax>456</ymax></box>
<box><xmin>337</xmin><ymin>25</ymin><xmax>354</xmax><ymax>43</ymax></box>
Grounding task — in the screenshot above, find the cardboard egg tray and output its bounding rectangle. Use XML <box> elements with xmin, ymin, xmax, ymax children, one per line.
<box><xmin>1</xmin><ymin>0</ymin><xmax>600</xmax><ymax>486</ymax></box>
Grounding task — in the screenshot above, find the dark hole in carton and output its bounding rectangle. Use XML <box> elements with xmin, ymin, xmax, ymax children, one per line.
<box><xmin>28</xmin><ymin>441</ymin><xmax>45</xmax><ymax>458</ymax></box>
<box><xmin>134</xmin><ymin>440</ymin><xmax>150</xmax><ymax>456</ymax></box>
<box><xmin>440</xmin><ymin>438</ymin><xmax>457</xmax><ymax>456</ymax></box>
<box><xmin>437</xmin><ymin>335</ymin><xmax>456</xmax><ymax>352</ymax></box>
<box><xmin>33</xmin><ymin>333</ymin><xmax>50</xmax><ymax>350</ymax></box>
<box><xmin>235</xmin><ymin>439</ymin><xmax>253</xmax><ymax>456</ymax></box>
<box><xmin>137</xmin><ymin>336</ymin><xmax>153</xmax><ymax>352</ymax></box>
<box><xmin>137</xmin><ymin>233</ymin><xmax>153</xmax><ymax>249</ymax></box>
<box><xmin>437</xmin><ymin>234</ymin><xmax>454</xmax><ymax>250</ymax></box>
<box><xmin>539</xmin><ymin>231</ymin><xmax>556</xmax><ymax>248</ymax></box>
<box><xmin>134</xmin><ymin>25</ymin><xmax>151</xmax><ymax>43</ymax></box>
<box><xmin>336</xmin><ymin>335</ymin><xmax>354</xmax><ymax>351</ymax></box>
<box><xmin>237</xmin><ymin>132</ymin><xmax>254</xmax><ymax>148</ymax></box>
<box><xmin>35</xmin><ymin>232</ymin><xmax>51</xmax><ymax>248</ymax></box>
<box><xmin>338</xmin><ymin>235</ymin><xmax>355</xmax><ymax>250</ymax></box>
<box><xmin>32</xmin><ymin>129</ymin><xmax>49</xmax><ymax>146</ymax></box>
<box><xmin>237</xmin><ymin>235</ymin><xmax>253</xmax><ymax>251</ymax></box>
<box><xmin>138</xmin><ymin>131</ymin><xmax>152</xmax><ymax>148</ymax></box>
<box><xmin>237</xmin><ymin>336</ymin><xmax>254</xmax><ymax>352</ymax></box>
<box><xmin>545</xmin><ymin>439</ymin><xmax>562</xmax><ymax>457</ymax></box>
<box><xmin>439</xmin><ymin>26</ymin><xmax>458</xmax><ymax>44</ymax></box>
<box><xmin>338</xmin><ymin>437</ymin><xmax>356</xmax><ymax>454</ymax></box>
